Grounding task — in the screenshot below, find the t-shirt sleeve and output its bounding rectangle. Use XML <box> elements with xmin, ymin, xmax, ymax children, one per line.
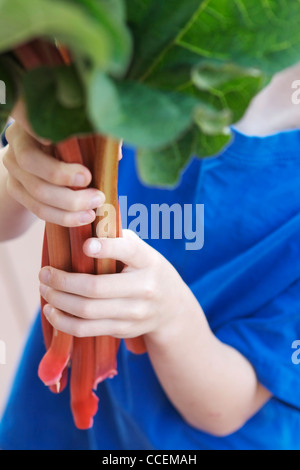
<box><xmin>214</xmin><ymin>279</ymin><xmax>300</xmax><ymax>410</ymax></box>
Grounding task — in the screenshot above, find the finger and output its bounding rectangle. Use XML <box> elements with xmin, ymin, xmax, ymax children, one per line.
<box><xmin>39</xmin><ymin>267</ymin><xmax>139</xmax><ymax>299</ymax></box>
<box><xmin>39</xmin><ymin>284</ymin><xmax>141</xmax><ymax>321</ymax></box>
<box><xmin>4</xmin><ymin>151</ymin><xmax>104</xmax><ymax>212</ymax></box>
<box><xmin>6</xmin><ymin>123</ymin><xmax>92</xmax><ymax>188</ymax></box>
<box><xmin>83</xmin><ymin>230</ymin><xmax>153</xmax><ymax>270</ymax></box>
<box><xmin>7</xmin><ymin>175</ymin><xmax>96</xmax><ymax>227</ymax></box>
<box><xmin>43</xmin><ymin>305</ymin><xmax>141</xmax><ymax>339</ymax></box>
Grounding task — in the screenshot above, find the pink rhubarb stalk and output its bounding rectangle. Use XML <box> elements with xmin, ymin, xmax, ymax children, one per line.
<box><xmin>56</xmin><ymin>137</ymin><xmax>99</xmax><ymax>429</ymax></box>
<box><xmin>38</xmin><ymin>223</ymin><xmax>73</xmax><ymax>389</ymax></box>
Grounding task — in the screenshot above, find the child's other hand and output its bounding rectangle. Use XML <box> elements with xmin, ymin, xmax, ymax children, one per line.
<box><xmin>3</xmin><ymin>122</ymin><xmax>105</xmax><ymax>227</ymax></box>
<box><xmin>39</xmin><ymin>230</ymin><xmax>197</xmax><ymax>340</ymax></box>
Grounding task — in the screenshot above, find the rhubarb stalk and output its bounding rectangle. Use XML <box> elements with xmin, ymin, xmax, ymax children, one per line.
<box><xmin>92</xmin><ymin>136</ymin><xmax>121</xmax><ymax>387</ymax></box>
<box><xmin>56</xmin><ymin>137</ymin><xmax>99</xmax><ymax>428</ymax></box>
<box><xmin>38</xmin><ymin>223</ymin><xmax>73</xmax><ymax>388</ymax></box>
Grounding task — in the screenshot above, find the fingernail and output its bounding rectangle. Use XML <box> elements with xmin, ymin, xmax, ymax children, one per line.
<box><xmin>88</xmin><ymin>239</ymin><xmax>102</xmax><ymax>254</ymax></box>
<box><xmin>73</xmin><ymin>173</ymin><xmax>86</xmax><ymax>187</ymax></box>
<box><xmin>39</xmin><ymin>284</ymin><xmax>47</xmax><ymax>297</ymax></box>
<box><xmin>89</xmin><ymin>192</ymin><xmax>105</xmax><ymax>210</ymax></box>
<box><xmin>43</xmin><ymin>304</ymin><xmax>52</xmax><ymax>318</ymax></box>
<box><xmin>40</xmin><ymin>268</ymin><xmax>51</xmax><ymax>285</ymax></box>
<box><xmin>79</xmin><ymin>210</ymin><xmax>95</xmax><ymax>225</ymax></box>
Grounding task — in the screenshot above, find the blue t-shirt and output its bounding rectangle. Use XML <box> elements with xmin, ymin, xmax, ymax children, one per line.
<box><xmin>1</xmin><ymin>128</ymin><xmax>300</xmax><ymax>450</ymax></box>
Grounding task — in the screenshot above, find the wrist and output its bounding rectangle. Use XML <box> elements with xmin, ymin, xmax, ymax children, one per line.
<box><xmin>145</xmin><ymin>286</ymin><xmax>210</xmax><ymax>349</ymax></box>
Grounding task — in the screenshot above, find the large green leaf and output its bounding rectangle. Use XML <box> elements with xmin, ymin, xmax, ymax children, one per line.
<box><xmin>126</xmin><ymin>0</ymin><xmax>154</xmax><ymax>24</ymax></box>
<box><xmin>137</xmin><ymin>132</ymin><xmax>194</xmax><ymax>188</ymax></box>
<box><xmin>135</xmin><ymin>60</ymin><xmax>263</xmax><ymax>184</ymax></box>
<box><xmin>0</xmin><ymin>0</ymin><xmax>131</xmax><ymax>76</ymax></box>
<box><xmin>134</xmin><ymin>0</ymin><xmax>300</xmax><ymax>84</ymax></box>
<box><xmin>137</xmin><ymin>125</ymin><xmax>231</xmax><ymax>187</ymax></box>
<box><xmin>88</xmin><ymin>72</ymin><xmax>197</xmax><ymax>149</ymax></box>
<box><xmin>191</xmin><ymin>62</ymin><xmax>264</xmax><ymax>123</ymax></box>
<box><xmin>23</xmin><ymin>65</ymin><xmax>93</xmax><ymax>142</ymax></box>
<box><xmin>127</xmin><ymin>0</ymin><xmax>204</xmax><ymax>80</ymax></box>
<box><xmin>2</xmin><ymin>0</ymin><xmax>300</xmax><ymax>188</ymax></box>
<box><xmin>179</xmin><ymin>0</ymin><xmax>300</xmax><ymax>76</ymax></box>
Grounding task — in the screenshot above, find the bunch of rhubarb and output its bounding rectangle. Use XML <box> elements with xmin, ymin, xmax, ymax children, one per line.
<box><xmin>15</xmin><ymin>39</ymin><xmax>146</xmax><ymax>429</ymax></box>
<box><xmin>1</xmin><ymin>0</ymin><xmax>300</xmax><ymax>428</ymax></box>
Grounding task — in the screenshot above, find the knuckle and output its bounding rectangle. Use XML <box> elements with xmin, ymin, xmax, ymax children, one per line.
<box><xmin>123</xmin><ymin>229</ymin><xmax>139</xmax><ymax>240</ymax></box>
<box><xmin>2</xmin><ymin>150</ymin><xmax>10</xmax><ymax>169</ymax></box>
<box><xmin>115</xmin><ymin>323</ymin><xmax>131</xmax><ymax>338</ymax></box>
<box><xmin>5</xmin><ymin>123</ymin><xmax>14</xmax><ymax>144</ymax></box>
<box><xmin>143</xmin><ymin>279</ymin><xmax>156</xmax><ymax>300</ymax></box>
<box><xmin>50</xmin><ymin>270</ymin><xmax>66</xmax><ymax>291</ymax></box>
<box><xmin>80</xmin><ymin>302</ymin><xmax>93</xmax><ymax>319</ymax></box>
<box><xmin>6</xmin><ymin>176</ymin><xmax>14</xmax><ymax>195</ymax></box>
<box><xmin>48</xmin><ymin>309</ymin><xmax>59</xmax><ymax>329</ymax></box>
<box><xmin>48</xmin><ymin>167</ymin><xmax>62</xmax><ymax>185</ymax></box>
<box><xmin>60</xmin><ymin>212</ymin><xmax>73</xmax><ymax>228</ymax></box>
<box><xmin>68</xmin><ymin>192</ymin><xmax>83</xmax><ymax>212</ymax></box>
<box><xmin>125</xmin><ymin>239</ymin><xmax>137</xmax><ymax>259</ymax></box>
<box><xmin>46</xmin><ymin>288</ymin><xmax>56</xmax><ymax>306</ymax></box>
<box><xmin>33</xmin><ymin>202</ymin><xmax>43</xmax><ymax>219</ymax></box>
<box><xmin>73</xmin><ymin>322</ymin><xmax>86</xmax><ymax>338</ymax></box>
<box><xmin>89</xmin><ymin>277</ymin><xmax>101</xmax><ymax>298</ymax></box>
<box><xmin>7</xmin><ymin>176</ymin><xmax>21</xmax><ymax>199</ymax></box>
<box><xmin>129</xmin><ymin>302</ymin><xmax>145</xmax><ymax>321</ymax></box>
<box><xmin>18</xmin><ymin>149</ymin><xmax>32</xmax><ymax>171</ymax></box>
<box><xmin>59</xmin><ymin>163</ymin><xmax>75</xmax><ymax>186</ymax></box>
<box><xmin>32</xmin><ymin>181</ymin><xmax>46</xmax><ymax>201</ymax></box>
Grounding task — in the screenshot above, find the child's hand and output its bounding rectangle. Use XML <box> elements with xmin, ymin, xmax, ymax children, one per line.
<box><xmin>3</xmin><ymin>121</ymin><xmax>105</xmax><ymax>227</ymax></box>
<box><xmin>39</xmin><ymin>230</ymin><xmax>195</xmax><ymax>340</ymax></box>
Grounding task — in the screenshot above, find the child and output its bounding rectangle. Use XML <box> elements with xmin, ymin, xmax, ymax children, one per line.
<box><xmin>0</xmin><ymin>62</ymin><xmax>300</xmax><ymax>450</ymax></box>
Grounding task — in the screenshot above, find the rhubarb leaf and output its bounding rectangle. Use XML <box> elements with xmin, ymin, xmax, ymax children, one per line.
<box><xmin>0</xmin><ymin>0</ymin><xmax>131</xmax><ymax>76</ymax></box>
<box><xmin>191</xmin><ymin>62</ymin><xmax>264</xmax><ymax>124</ymax></box>
<box><xmin>178</xmin><ymin>0</ymin><xmax>300</xmax><ymax>76</ymax></box>
<box><xmin>127</xmin><ymin>0</ymin><xmax>203</xmax><ymax>80</ymax></box>
<box><xmin>137</xmin><ymin>124</ymin><xmax>232</xmax><ymax>187</ymax></box>
<box><xmin>135</xmin><ymin>0</ymin><xmax>300</xmax><ymax>85</ymax></box>
<box><xmin>88</xmin><ymin>72</ymin><xmax>197</xmax><ymax>149</ymax></box>
<box><xmin>23</xmin><ymin>65</ymin><xmax>93</xmax><ymax>142</ymax></box>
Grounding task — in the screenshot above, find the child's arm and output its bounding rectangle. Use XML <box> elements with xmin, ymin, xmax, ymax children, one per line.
<box><xmin>39</xmin><ymin>233</ymin><xmax>272</xmax><ymax>437</ymax></box>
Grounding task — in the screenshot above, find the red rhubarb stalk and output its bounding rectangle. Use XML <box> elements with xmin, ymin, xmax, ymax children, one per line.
<box><xmin>70</xmin><ymin>337</ymin><xmax>99</xmax><ymax>430</ymax></box>
<box><xmin>41</xmin><ymin>231</ymin><xmax>69</xmax><ymax>393</ymax></box>
<box><xmin>15</xmin><ymin>42</ymin><xmax>74</xmax><ymax>391</ymax></box>
<box><xmin>40</xmin><ymin>230</ymin><xmax>53</xmax><ymax>351</ymax></box>
<box><xmin>38</xmin><ymin>223</ymin><xmax>73</xmax><ymax>388</ymax></box>
<box><xmin>56</xmin><ymin>137</ymin><xmax>99</xmax><ymax>429</ymax></box>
